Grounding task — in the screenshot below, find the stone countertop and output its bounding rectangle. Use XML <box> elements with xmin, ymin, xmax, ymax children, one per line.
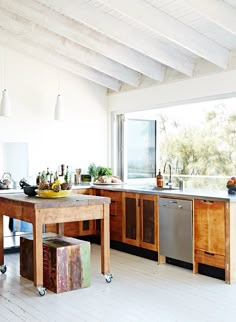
<box><xmin>88</xmin><ymin>183</ymin><xmax>236</xmax><ymax>202</ymax></box>
<box><xmin>0</xmin><ymin>188</ymin><xmax>23</xmax><ymax>194</ymax></box>
<box><xmin>2</xmin><ymin>183</ymin><xmax>234</xmax><ymax>202</ymax></box>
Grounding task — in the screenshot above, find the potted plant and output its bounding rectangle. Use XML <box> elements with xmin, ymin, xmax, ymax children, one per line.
<box><xmin>88</xmin><ymin>163</ymin><xmax>99</xmax><ymax>182</ymax></box>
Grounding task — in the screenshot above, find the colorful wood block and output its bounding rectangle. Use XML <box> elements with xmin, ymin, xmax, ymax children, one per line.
<box><xmin>20</xmin><ymin>234</ymin><xmax>91</xmax><ymax>293</ymax></box>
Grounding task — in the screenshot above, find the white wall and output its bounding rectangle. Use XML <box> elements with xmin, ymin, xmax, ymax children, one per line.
<box><xmin>0</xmin><ymin>46</ymin><xmax>108</xmax><ymax>181</ymax></box>
<box><xmin>108</xmin><ymin>68</ymin><xmax>236</xmax><ymax>113</ymax></box>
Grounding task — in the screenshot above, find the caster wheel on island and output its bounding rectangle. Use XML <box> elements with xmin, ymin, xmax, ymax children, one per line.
<box><xmin>37</xmin><ymin>286</ymin><xmax>47</xmax><ymax>296</ymax></box>
<box><xmin>105</xmin><ymin>274</ymin><xmax>113</xmax><ymax>283</ymax></box>
<box><xmin>0</xmin><ymin>265</ymin><xmax>7</xmax><ymax>274</ymax></box>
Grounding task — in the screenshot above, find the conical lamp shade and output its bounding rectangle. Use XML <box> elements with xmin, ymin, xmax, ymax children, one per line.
<box><xmin>54</xmin><ymin>94</ymin><xmax>63</xmax><ymax>120</ymax></box>
<box><xmin>0</xmin><ymin>89</ymin><xmax>11</xmax><ymax>117</ymax></box>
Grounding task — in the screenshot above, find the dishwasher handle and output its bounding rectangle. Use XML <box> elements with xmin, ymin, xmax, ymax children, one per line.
<box><xmin>159</xmin><ymin>198</ymin><xmax>192</xmax><ymax>211</ymax></box>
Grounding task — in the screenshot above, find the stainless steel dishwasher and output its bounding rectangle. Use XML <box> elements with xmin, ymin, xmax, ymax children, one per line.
<box><xmin>159</xmin><ymin>197</ymin><xmax>193</xmax><ymax>263</ymax></box>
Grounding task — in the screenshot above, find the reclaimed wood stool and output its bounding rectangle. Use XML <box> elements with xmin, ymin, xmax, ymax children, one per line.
<box><xmin>20</xmin><ymin>233</ymin><xmax>91</xmax><ymax>293</ymax></box>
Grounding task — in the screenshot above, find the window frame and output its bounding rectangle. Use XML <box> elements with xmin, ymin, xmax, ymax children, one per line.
<box><xmin>113</xmin><ymin>113</ymin><xmax>159</xmax><ymax>183</ymax></box>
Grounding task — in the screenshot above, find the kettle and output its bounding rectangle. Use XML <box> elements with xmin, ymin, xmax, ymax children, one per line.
<box><xmin>0</xmin><ymin>172</ymin><xmax>12</xmax><ymax>189</ymax></box>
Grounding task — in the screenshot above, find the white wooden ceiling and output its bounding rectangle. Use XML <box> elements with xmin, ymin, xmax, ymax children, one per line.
<box><xmin>0</xmin><ymin>0</ymin><xmax>235</xmax><ymax>92</ymax></box>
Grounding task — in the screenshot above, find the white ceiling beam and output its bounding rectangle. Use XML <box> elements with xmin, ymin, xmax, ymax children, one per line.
<box><xmin>0</xmin><ymin>0</ymin><xmax>166</xmax><ymax>82</ymax></box>
<box><xmin>178</xmin><ymin>0</ymin><xmax>236</xmax><ymax>37</ymax></box>
<box><xmin>0</xmin><ymin>7</ymin><xmax>141</xmax><ymax>87</ymax></box>
<box><xmin>0</xmin><ymin>28</ymin><xmax>121</xmax><ymax>91</ymax></box>
<box><xmin>36</xmin><ymin>0</ymin><xmax>195</xmax><ymax>76</ymax></box>
<box><xmin>98</xmin><ymin>0</ymin><xmax>229</xmax><ymax>69</ymax></box>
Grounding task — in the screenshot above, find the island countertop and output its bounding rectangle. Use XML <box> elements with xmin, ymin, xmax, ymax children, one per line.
<box><xmin>0</xmin><ymin>192</ymin><xmax>110</xmax><ymax>208</ymax></box>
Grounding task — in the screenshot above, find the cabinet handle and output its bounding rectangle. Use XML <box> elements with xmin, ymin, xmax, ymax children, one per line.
<box><xmin>110</xmin><ymin>213</ymin><xmax>116</xmax><ymax>217</ymax></box>
<box><xmin>204</xmin><ymin>251</ymin><xmax>215</xmax><ymax>256</ymax></box>
<box><xmin>203</xmin><ymin>200</ymin><xmax>214</xmax><ymax>204</ymax></box>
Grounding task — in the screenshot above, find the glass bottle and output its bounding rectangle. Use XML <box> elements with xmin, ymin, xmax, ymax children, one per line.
<box><xmin>64</xmin><ymin>165</ymin><xmax>69</xmax><ymax>183</ymax></box>
<box><xmin>54</xmin><ymin>171</ymin><xmax>58</xmax><ymax>181</ymax></box>
<box><xmin>46</xmin><ymin>167</ymin><xmax>50</xmax><ymax>183</ymax></box>
<box><xmin>41</xmin><ymin>171</ymin><xmax>46</xmax><ymax>182</ymax></box>
<box><xmin>60</xmin><ymin>164</ymin><xmax>65</xmax><ymax>177</ymax></box>
<box><xmin>50</xmin><ymin>171</ymin><xmax>54</xmax><ymax>184</ymax></box>
<box><xmin>36</xmin><ymin>172</ymin><xmax>41</xmax><ymax>185</ymax></box>
<box><xmin>156</xmin><ymin>169</ymin><xmax>163</xmax><ymax>187</ymax></box>
<box><xmin>58</xmin><ymin>164</ymin><xmax>65</xmax><ymax>183</ymax></box>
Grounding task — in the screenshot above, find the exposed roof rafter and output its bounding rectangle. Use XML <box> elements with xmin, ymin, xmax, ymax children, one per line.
<box><xmin>98</xmin><ymin>0</ymin><xmax>229</xmax><ymax>69</ymax></box>
<box><xmin>0</xmin><ymin>6</ymin><xmax>141</xmax><ymax>87</ymax></box>
<box><xmin>0</xmin><ymin>0</ymin><xmax>234</xmax><ymax>91</ymax></box>
<box><xmin>0</xmin><ymin>28</ymin><xmax>122</xmax><ymax>91</ymax></box>
<box><xmin>36</xmin><ymin>0</ymin><xmax>196</xmax><ymax>76</ymax></box>
<box><xmin>179</xmin><ymin>0</ymin><xmax>236</xmax><ymax>37</ymax></box>
<box><xmin>0</xmin><ymin>0</ymin><xmax>166</xmax><ymax>82</ymax></box>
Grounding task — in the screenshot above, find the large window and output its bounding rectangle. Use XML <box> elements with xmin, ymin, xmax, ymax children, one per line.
<box><xmin>115</xmin><ymin>97</ymin><xmax>236</xmax><ymax>189</ymax></box>
<box><xmin>127</xmin><ymin>119</ymin><xmax>156</xmax><ymax>179</ymax></box>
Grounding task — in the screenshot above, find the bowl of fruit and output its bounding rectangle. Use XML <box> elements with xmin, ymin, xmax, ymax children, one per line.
<box><xmin>36</xmin><ymin>180</ymin><xmax>72</xmax><ymax>198</ymax></box>
<box><xmin>226</xmin><ymin>177</ymin><xmax>236</xmax><ymax>194</ymax></box>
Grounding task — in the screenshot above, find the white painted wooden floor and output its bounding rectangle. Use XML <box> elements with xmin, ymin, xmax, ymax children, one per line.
<box><xmin>1</xmin><ymin>244</ymin><xmax>236</xmax><ymax>322</ymax></box>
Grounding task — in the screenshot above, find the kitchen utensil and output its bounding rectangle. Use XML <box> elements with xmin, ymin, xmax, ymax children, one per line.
<box><xmin>0</xmin><ymin>172</ymin><xmax>12</xmax><ymax>189</ymax></box>
<box><xmin>75</xmin><ymin>168</ymin><xmax>81</xmax><ymax>184</ymax></box>
<box><xmin>23</xmin><ymin>185</ymin><xmax>38</xmax><ymax>196</ymax></box>
<box><xmin>19</xmin><ymin>178</ymin><xmax>30</xmax><ymax>189</ymax></box>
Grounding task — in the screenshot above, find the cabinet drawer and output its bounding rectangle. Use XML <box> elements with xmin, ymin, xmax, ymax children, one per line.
<box><xmin>110</xmin><ymin>202</ymin><xmax>122</xmax><ymax>217</ymax></box>
<box><xmin>195</xmin><ymin>250</ymin><xmax>225</xmax><ymax>269</ymax></box>
<box><xmin>100</xmin><ymin>190</ymin><xmax>122</xmax><ymax>202</ymax></box>
<box><xmin>194</xmin><ymin>199</ymin><xmax>225</xmax><ymax>211</ymax></box>
<box><xmin>45</xmin><ymin>224</ymin><xmax>57</xmax><ymax>233</ymax></box>
<box><xmin>73</xmin><ymin>188</ymin><xmax>91</xmax><ymax>195</ymax></box>
<box><xmin>45</xmin><ymin>222</ymin><xmax>80</xmax><ymax>236</ymax></box>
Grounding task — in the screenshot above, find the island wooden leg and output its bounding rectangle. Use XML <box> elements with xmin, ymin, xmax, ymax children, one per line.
<box><xmin>33</xmin><ymin>214</ymin><xmax>43</xmax><ymax>288</ymax></box>
<box><xmin>100</xmin><ymin>203</ymin><xmax>110</xmax><ymax>275</ymax></box>
<box><xmin>0</xmin><ymin>214</ymin><xmax>3</xmax><ymax>266</ymax></box>
<box><xmin>57</xmin><ymin>223</ymin><xmax>64</xmax><ymax>235</ymax></box>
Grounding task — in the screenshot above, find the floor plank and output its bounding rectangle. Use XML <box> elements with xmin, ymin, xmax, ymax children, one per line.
<box><xmin>1</xmin><ymin>244</ymin><xmax>236</xmax><ymax>322</ymax></box>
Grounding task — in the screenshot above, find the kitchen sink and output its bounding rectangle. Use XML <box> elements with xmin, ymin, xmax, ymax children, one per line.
<box><xmin>153</xmin><ymin>186</ymin><xmax>179</xmax><ymax>191</ymax></box>
<box><xmin>129</xmin><ymin>185</ymin><xmax>179</xmax><ymax>192</ymax></box>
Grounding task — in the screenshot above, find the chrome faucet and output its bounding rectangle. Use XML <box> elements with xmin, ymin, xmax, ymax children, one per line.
<box><xmin>163</xmin><ymin>162</ymin><xmax>172</xmax><ymax>188</ymax></box>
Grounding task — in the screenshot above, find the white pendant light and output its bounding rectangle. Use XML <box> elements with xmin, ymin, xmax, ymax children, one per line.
<box><xmin>0</xmin><ymin>89</ymin><xmax>11</xmax><ymax>117</ymax></box>
<box><xmin>54</xmin><ymin>94</ymin><xmax>63</xmax><ymax>120</ymax></box>
<box><xmin>0</xmin><ymin>48</ymin><xmax>11</xmax><ymax>117</ymax></box>
<box><xmin>54</xmin><ymin>70</ymin><xmax>63</xmax><ymax>120</ymax></box>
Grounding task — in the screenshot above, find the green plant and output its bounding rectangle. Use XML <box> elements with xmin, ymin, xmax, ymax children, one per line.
<box><xmin>97</xmin><ymin>166</ymin><xmax>112</xmax><ymax>177</ymax></box>
<box><xmin>88</xmin><ymin>163</ymin><xmax>99</xmax><ymax>179</ymax></box>
<box><xmin>88</xmin><ymin>163</ymin><xmax>113</xmax><ymax>180</ymax></box>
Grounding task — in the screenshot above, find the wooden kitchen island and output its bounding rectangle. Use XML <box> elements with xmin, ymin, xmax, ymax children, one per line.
<box><xmin>0</xmin><ymin>193</ymin><xmax>111</xmax><ymax>295</ymax></box>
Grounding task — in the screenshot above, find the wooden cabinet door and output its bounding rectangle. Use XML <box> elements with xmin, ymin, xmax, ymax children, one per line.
<box><xmin>122</xmin><ymin>192</ymin><xmax>140</xmax><ymax>246</ymax></box>
<box><xmin>96</xmin><ymin>189</ymin><xmax>122</xmax><ymax>242</ymax></box>
<box><xmin>140</xmin><ymin>194</ymin><xmax>158</xmax><ymax>251</ymax></box>
<box><xmin>77</xmin><ymin>220</ymin><xmax>95</xmax><ymax>236</ymax></box>
<box><xmin>194</xmin><ymin>199</ymin><xmax>225</xmax><ymax>255</ymax></box>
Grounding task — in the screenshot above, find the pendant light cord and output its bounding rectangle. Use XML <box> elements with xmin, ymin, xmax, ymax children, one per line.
<box><xmin>2</xmin><ymin>47</ymin><xmax>6</xmax><ymax>89</ymax></box>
